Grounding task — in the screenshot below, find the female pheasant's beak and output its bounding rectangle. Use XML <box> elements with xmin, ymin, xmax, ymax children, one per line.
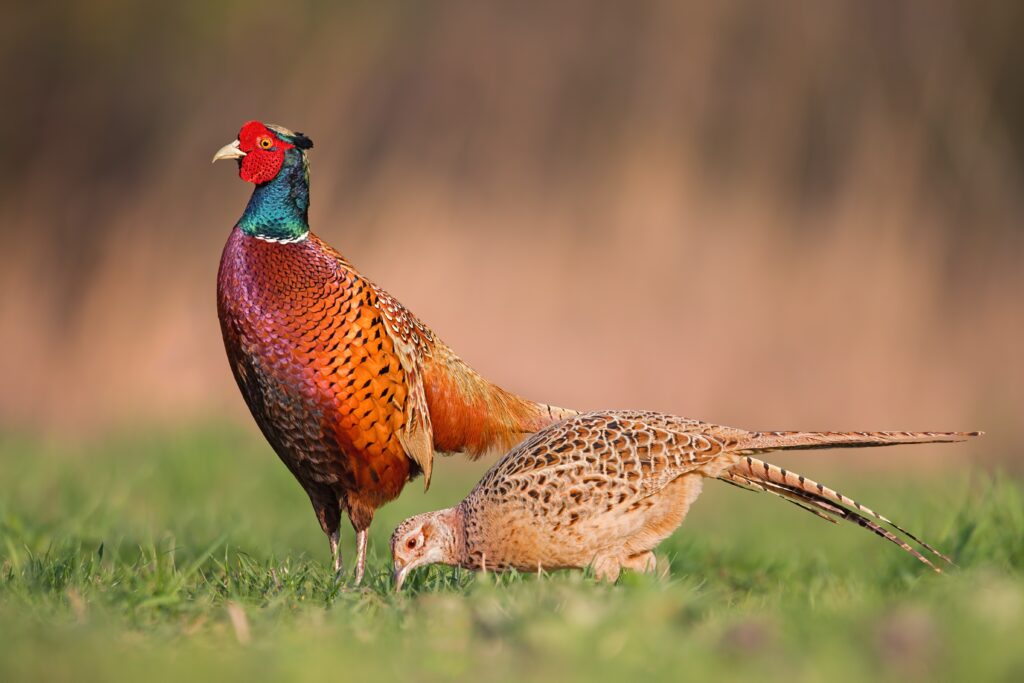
<box><xmin>212</xmin><ymin>139</ymin><xmax>245</xmax><ymax>163</ymax></box>
<box><xmin>392</xmin><ymin>545</ymin><xmax>447</xmax><ymax>591</ymax></box>
<box><xmin>393</xmin><ymin>564</ymin><xmax>410</xmax><ymax>591</ymax></box>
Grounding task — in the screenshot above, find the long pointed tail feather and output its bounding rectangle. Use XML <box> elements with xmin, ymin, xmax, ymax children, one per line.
<box><xmin>739</xmin><ymin>429</ymin><xmax>981</xmax><ymax>453</ymax></box>
<box><xmin>722</xmin><ymin>456</ymin><xmax>957</xmax><ymax>571</ymax></box>
<box><xmin>752</xmin><ymin>473</ymin><xmax>944</xmax><ymax>572</ymax></box>
<box><xmin>719</xmin><ymin>472</ymin><xmax>840</xmax><ymax>524</ymax></box>
<box><xmin>721</xmin><ymin>467</ymin><xmax>942</xmax><ymax>572</ymax></box>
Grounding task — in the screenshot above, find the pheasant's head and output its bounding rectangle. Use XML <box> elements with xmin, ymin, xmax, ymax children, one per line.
<box><xmin>390</xmin><ymin>507</ymin><xmax>462</xmax><ymax>591</ymax></box>
<box><xmin>212</xmin><ymin>121</ymin><xmax>313</xmax><ymax>185</ymax></box>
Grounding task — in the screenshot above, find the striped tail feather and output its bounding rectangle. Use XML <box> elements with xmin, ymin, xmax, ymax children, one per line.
<box><xmin>719</xmin><ymin>473</ymin><xmax>841</xmax><ymax>524</ymax></box>
<box><xmin>723</xmin><ymin>456</ymin><xmax>957</xmax><ymax>572</ymax></box>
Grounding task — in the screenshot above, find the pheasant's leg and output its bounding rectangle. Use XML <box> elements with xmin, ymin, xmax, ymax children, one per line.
<box><xmin>329</xmin><ymin>529</ymin><xmax>342</xmax><ymax>574</ymax></box>
<box><xmin>312</xmin><ymin>494</ymin><xmax>342</xmax><ymax>574</ymax></box>
<box><xmin>354</xmin><ymin>528</ymin><xmax>368</xmax><ymax>585</ymax></box>
<box><xmin>347</xmin><ymin>503</ymin><xmax>373</xmax><ymax>585</ymax></box>
<box><xmin>621</xmin><ymin>551</ymin><xmax>657</xmax><ymax>575</ymax></box>
<box><xmin>589</xmin><ymin>554</ymin><xmax>622</xmax><ymax>583</ymax></box>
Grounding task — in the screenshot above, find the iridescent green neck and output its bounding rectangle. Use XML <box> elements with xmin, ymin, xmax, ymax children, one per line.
<box><xmin>238</xmin><ymin>149</ymin><xmax>310</xmax><ymax>242</ymax></box>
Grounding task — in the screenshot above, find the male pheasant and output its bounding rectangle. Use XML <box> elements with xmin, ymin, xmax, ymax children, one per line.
<box><xmin>391</xmin><ymin>410</ymin><xmax>978</xmax><ymax>587</ymax></box>
<box><xmin>213</xmin><ymin>121</ymin><xmax>575</xmax><ymax>582</ymax></box>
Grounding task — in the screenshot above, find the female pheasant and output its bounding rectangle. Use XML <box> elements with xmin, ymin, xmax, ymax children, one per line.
<box><xmin>213</xmin><ymin>121</ymin><xmax>574</xmax><ymax>582</ymax></box>
<box><xmin>391</xmin><ymin>410</ymin><xmax>978</xmax><ymax>587</ymax></box>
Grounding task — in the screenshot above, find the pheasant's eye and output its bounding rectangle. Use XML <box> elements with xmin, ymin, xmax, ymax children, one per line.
<box><xmin>258</xmin><ymin>137</ymin><xmax>273</xmax><ymax>150</ymax></box>
<box><xmin>406</xmin><ymin>537</ymin><xmax>417</xmax><ymax>549</ymax></box>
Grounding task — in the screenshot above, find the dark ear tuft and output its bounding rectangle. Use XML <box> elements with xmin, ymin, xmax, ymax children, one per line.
<box><xmin>265</xmin><ymin>123</ymin><xmax>313</xmax><ymax>150</ymax></box>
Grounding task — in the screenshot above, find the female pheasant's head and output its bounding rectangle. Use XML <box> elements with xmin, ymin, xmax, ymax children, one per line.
<box><xmin>390</xmin><ymin>508</ymin><xmax>463</xmax><ymax>591</ymax></box>
<box><xmin>212</xmin><ymin>121</ymin><xmax>313</xmax><ymax>185</ymax></box>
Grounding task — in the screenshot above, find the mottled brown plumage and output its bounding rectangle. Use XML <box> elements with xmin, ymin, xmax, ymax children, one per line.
<box><xmin>391</xmin><ymin>411</ymin><xmax>978</xmax><ymax>586</ymax></box>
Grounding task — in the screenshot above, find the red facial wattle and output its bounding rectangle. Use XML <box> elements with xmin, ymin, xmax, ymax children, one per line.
<box><xmin>236</xmin><ymin>121</ymin><xmax>295</xmax><ymax>185</ymax></box>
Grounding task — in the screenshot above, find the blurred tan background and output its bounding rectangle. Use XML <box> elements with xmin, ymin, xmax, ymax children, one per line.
<box><xmin>1</xmin><ymin>1</ymin><xmax>1021</xmax><ymax>462</ymax></box>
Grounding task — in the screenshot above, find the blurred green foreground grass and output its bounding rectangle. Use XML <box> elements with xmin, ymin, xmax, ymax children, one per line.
<box><xmin>0</xmin><ymin>425</ymin><xmax>1021</xmax><ymax>682</ymax></box>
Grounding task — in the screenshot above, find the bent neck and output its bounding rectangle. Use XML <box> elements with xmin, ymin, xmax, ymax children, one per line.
<box><xmin>238</xmin><ymin>150</ymin><xmax>310</xmax><ymax>242</ymax></box>
<box><xmin>445</xmin><ymin>506</ymin><xmax>469</xmax><ymax>567</ymax></box>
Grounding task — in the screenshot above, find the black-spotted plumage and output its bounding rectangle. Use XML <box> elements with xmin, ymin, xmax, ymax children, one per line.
<box><xmin>391</xmin><ymin>410</ymin><xmax>978</xmax><ymax>585</ymax></box>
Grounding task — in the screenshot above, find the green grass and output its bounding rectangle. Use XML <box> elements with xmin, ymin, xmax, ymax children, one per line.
<box><xmin>1</xmin><ymin>425</ymin><xmax>1022</xmax><ymax>682</ymax></box>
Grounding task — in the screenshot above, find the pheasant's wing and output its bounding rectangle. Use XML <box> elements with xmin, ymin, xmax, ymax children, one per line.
<box><xmin>315</xmin><ymin>238</ymin><xmax>438</xmax><ymax>489</ymax></box>
<box><xmin>366</xmin><ymin>284</ymin><xmax>437</xmax><ymax>489</ymax></box>
<box><xmin>471</xmin><ymin>411</ymin><xmax>744</xmax><ymax>513</ymax></box>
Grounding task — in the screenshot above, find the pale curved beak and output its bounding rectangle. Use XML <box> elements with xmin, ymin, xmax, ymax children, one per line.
<box><xmin>212</xmin><ymin>139</ymin><xmax>245</xmax><ymax>163</ymax></box>
<box><xmin>393</xmin><ymin>564</ymin><xmax>410</xmax><ymax>591</ymax></box>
